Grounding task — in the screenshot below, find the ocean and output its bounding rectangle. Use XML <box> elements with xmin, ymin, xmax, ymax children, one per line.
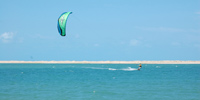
<box><xmin>0</xmin><ymin>64</ymin><xmax>199</xmax><ymax>100</ymax></box>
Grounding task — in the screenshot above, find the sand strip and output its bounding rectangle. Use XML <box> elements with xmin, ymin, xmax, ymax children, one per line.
<box><xmin>0</xmin><ymin>61</ymin><xmax>200</xmax><ymax>64</ymax></box>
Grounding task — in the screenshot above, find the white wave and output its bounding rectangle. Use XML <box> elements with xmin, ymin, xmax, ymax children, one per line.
<box><xmin>108</xmin><ymin>68</ymin><xmax>117</xmax><ymax>70</ymax></box>
<box><xmin>156</xmin><ymin>66</ymin><xmax>161</xmax><ymax>68</ymax></box>
<box><xmin>121</xmin><ymin>67</ymin><xmax>137</xmax><ymax>71</ymax></box>
<box><xmin>109</xmin><ymin>67</ymin><xmax>137</xmax><ymax>71</ymax></box>
<box><xmin>83</xmin><ymin>67</ymin><xmax>137</xmax><ymax>71</ymax></box>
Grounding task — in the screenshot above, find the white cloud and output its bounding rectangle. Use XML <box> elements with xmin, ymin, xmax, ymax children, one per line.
<box><xmin>94</xmin><ymin>43</ymin><xmax>99</xmax><ymax>47</ymax></box>
<box><xmin>135</xmin><ymin>26</ymin><xmax>200</xmax><ymax>33</ymax></box>
<box><xmin>189</xmin><ymin>29</ymin><xmax>200</xmax><ymax>33</ymax></box>
<box><xmin>17</xmin><ymin>37</ymin><xmax>24</xmax><ymax>43</ymax></box>
<box><xmin>75</xmin><ymin>34</ymin><xmax>80</xmax><ymax>38</ymax></box>
<box><xmin>196</xmin><ymin>12</ymin><xmax>200</xmax><ymax>14</ymax></box>
<box><xmin>0</xmin><ymin>32</ymin><xmax>14</xmax><ymax>43</ymax></box>
<box><xmin>194</xmin><ymin>44</ymin><xmax>200</xmax><ymax>48</ymax></box>
<box><xmin>135</xmin><ymin>26</ymin><xmax>185</xmax><ymax>32</ymax></box>
<box><xmin>172</xmin><ymin>42</ymin><xmax>181</xmax><ymax>46</ymax></box>
<box><xmin>130</xmin><ymin>39</ymin><xmax>139</xmax><ymax>46</ymax></box>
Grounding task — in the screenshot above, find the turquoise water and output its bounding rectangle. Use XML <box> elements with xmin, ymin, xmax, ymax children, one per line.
<box><xmin>0</xmin><ymin>64</ymin><xmax>199</xmax><ymax>100</ymax></box>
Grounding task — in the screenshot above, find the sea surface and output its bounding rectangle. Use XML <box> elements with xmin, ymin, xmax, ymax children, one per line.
<box><xmin>0</xmin><ymin>64</ymin><xmax>199</xmax><ymax>100</ymax></box>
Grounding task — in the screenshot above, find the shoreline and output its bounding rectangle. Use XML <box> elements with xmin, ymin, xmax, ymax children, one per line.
<box><xmin>0</xmin><ymin>61</ymin><xmax>200</xmax><ymax>64</ymax></box>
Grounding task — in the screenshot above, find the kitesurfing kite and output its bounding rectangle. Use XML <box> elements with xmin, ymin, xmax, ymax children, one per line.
<box><xmin>57</xmin><ymin>12</ymin><xmax>72</xmax><ymax>36</ymax></box>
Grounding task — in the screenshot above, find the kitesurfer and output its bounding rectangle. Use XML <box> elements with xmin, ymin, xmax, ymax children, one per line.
<box><xmin>138</xmin><ymin>63</ymin><xmax>142</xmax><ymax>70</ymax></box>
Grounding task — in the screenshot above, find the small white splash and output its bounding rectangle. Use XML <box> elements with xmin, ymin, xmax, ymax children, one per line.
<box><xmin>21</xmin><ymin>72</ymin><xmax>23</xmax><ymax>74</ymax></box>
<box><xmin>122</xmin><ymin>67</ymin><xmax>137</xmax><ymax>71</ymax></box>
<box><xmin>156</xmin><ymin>66</ymin><xmax>161</xmax><ymax>68</ymax></box>
<box><xmin>109</xmin><ymin>67</ymin><xmax>137</xmax><ymax>71</ymax></box>
<box><xmin>109</xmin><ymin>68</ymin><xmax>117</xmax><ymax>70</ymax></box>
<box><xmin>93</xmin><ymin>91</ymin><xmax>96</xmax><ymax>93</ymax></box>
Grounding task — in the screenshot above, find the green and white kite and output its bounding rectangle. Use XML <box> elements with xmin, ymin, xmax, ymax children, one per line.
<box><xmin>57</xmin><ymin>12</ymin><xmax>72</xmax><ymax>36</ymax></box>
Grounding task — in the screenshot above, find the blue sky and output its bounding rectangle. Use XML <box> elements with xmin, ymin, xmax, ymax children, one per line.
<box><xmin>0</xmin><ymin>0</ymin><xmax>200</xmax><ymax>61</ymax></box>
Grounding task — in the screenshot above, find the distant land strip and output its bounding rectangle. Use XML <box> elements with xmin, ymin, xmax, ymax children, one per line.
<box><xmin>0</xmin><ymin>61</ymin><xmax>200</xmax><ymax>64</ymax></box>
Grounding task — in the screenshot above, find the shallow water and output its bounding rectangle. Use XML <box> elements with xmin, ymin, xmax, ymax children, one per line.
<box><xmin>0</xmin><ymin>64</ymin><xmax>199</xmax><ymax>100</ymax></box>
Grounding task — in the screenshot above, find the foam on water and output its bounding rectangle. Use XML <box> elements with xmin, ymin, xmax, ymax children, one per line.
<box><xmin>108</xmin><ymin>68</ymin><xmax>117</xmax><ymax>70</ymax></box>
<box><xmin>84</xmin><ymin>66</ymin><xmax>137</xmax><ymax>71</ymax></box>
<box><xmin>109</xmin><ymin>67</ymin><xmax>137</xmax><ymax>71</ymax></box>
<box><xmin>156</xmin><ymin>66</ymin><xmax>161</xmax><ymax>68</ymax></box>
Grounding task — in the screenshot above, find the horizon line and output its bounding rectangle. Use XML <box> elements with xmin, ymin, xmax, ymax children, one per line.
<box><xmin>0</xmin><ymin>60</ymin><xmax>200</xmax><ymax>64</ymax></box>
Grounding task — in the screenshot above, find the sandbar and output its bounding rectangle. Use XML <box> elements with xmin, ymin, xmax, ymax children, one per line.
<box><xmin>0</xmin><ymin>61</ymin><xmax>200</xmax><ymax>64</ymax></box>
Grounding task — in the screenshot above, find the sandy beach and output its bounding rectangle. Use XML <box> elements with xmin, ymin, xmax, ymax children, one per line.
<box><xmin>0</xmin><ymin>61</ymin><xmax>200</xmax><ymax>64</ymax></box>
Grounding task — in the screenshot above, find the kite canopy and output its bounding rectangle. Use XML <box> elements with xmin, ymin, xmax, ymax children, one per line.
<box><xmin>57</xmin><ymin>12</ymin><xmax>72</xmax><ymax>36</ymax></box>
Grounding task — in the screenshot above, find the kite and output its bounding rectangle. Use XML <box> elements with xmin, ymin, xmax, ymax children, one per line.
<box><xmin>57</xmin><ymin>12</ymin><xmax>72</xmax><ymax>36</ymax></box>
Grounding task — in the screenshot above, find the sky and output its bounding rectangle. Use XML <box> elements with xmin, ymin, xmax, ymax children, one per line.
<box><xmin>0</xmin><ymin>0</ymin><xmax>200</xmax><ymax>61</ymax></box>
